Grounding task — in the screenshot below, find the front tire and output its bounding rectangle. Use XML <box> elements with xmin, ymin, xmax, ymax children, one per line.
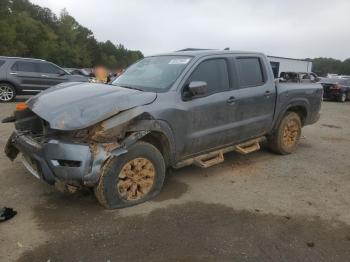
<box><xmin>268</xmin><ymin>112</ymin><xmax>302</xmax><ymax>155</ymax></box>
<box><xmin>0</xmin><ymin>83</ymin><xmax>16</xmax><ymax>102</ymax></box>
<box><xmin>94</xmin><ymin>141</ymin><xmax>166</xmax><ymax>209</ymax></box>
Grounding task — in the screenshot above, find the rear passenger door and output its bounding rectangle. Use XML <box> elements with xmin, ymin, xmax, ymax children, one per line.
<box><xmin>180</xmin><ymin>57</ymin><xmax>241</xmax><ymax>157</ymax></box>
<box><xmin>9</xmin><ymin>61</ymin><xmax>50</xmax><ymax>91</ymax></box>
<box><xmin>233</xmin><ymin>56</ymin><xmax>276</xmax><ymax>140</ymax></box>
<box><xmin>36</xmin><ymin>62</ymin><xmax>68</xmax><ymax>86</ymax></box>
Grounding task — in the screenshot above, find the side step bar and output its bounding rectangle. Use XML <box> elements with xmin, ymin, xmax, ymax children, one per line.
<box><xmin>194</xmin><ymin>152</ymin><xmax>224</xmax><ymax>168</ymax></box>
<box><xmin>235</xmin><ymin>140</ymin><xmax>260</xmax><ymax>154</ymax></box>
<box><xmin>174</xmin><ymin>137</ymin><xmax>264</xmax><ymax>169</ymax></box>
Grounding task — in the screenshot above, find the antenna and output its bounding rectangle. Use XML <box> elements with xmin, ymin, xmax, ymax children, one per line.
<box><xmin>224</xmin><ymin>47</ymin><xmax>230</xmax><ymax>50</ymax></box>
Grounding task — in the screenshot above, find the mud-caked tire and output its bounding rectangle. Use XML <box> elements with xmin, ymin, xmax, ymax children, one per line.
<box><xmin>94</xmin><ymin>141</ymin><xmax>166</xmax><ymax>209</ymax></box>
<box><xmin>268</xmin><ymin>112</ymin><xmax>302</xmax><ymax>155</ymax></box>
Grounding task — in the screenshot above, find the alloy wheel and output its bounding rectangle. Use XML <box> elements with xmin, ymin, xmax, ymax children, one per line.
<box><xmin>0</xmin><ymin>85</ymin><xmax>14</xmax><ymax>102</ymax></box>
<box><xmin>117</xmin><ymin>157</ymin><xmax>155</xmax><ymax>201</ymax></box>
<box><xmin>282</xmin><ymin>120</ymin><xmax>300</xmax><ymax>147</ymax></box>
<box><xmin>340</xmin><ymin>93</ymin><xmax>346</xmax><ymax>102</ymax></box>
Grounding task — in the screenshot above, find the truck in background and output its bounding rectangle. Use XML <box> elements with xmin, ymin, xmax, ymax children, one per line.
<box><xmin>268</xmin><ymin>56</ymin><xmax>313</xmax><ymax>79</ymax></box>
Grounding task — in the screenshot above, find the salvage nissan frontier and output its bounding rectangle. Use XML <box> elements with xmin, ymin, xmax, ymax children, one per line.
<box><xmin>3</xmin><ymin>50</ymin><xmax>322</xmax><ymax>208</ymax></box>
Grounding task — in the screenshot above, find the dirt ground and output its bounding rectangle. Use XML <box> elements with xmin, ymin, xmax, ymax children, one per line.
<box><xmin>0</xmin><ymin>98</ymin><xmax>350</xmax><ymax>262</ymax></box>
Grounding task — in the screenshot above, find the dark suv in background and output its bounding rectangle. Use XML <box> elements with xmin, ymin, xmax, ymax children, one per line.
<box><xmin>0</xmin><ymin>57</ymin><xmax>89</xmax><ymax>102</ymax></box>
<box><xmin>319</xmin><ymin>78</ymin><xmax>350</xmax><ymax>102</ymax></box>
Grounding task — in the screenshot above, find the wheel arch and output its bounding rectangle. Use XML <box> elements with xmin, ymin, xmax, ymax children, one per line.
<box><xmin>0</xmin><ymin>80</ymin><xmax>17</xmax><ymax>90</ymax></box>
<box><xmin>127</xmin><ymin>119</ymin><xmax>176</xmax><ymax>167</ymax></box>
<box><xmin>272</xmin><ymin>101</ymin><xmax>309</xmax><ymax>133</ymax></box>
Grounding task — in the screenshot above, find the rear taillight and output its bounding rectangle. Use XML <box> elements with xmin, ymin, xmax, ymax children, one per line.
<box><xmin>330</xmin><ymin>83</ymin><xmax>341</xmax><ymax>90</ymax></box>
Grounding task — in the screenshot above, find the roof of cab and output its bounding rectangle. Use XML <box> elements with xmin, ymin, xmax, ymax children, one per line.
<box><xmin>150</xmin><ymin>49</ymin><xmax>265</xmax><ymax>58</ymax></box>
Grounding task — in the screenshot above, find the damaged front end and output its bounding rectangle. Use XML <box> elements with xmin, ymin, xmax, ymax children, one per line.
<box><xmin>4</xmin><ymin>105</ymin><xmax>152</xmax><ymax>191</ymax></box>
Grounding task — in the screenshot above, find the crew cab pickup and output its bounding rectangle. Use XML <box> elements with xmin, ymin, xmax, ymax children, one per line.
<box><xmin>3</xmin><ymin>50</ymin><xmax>322</xmax><ymax>208</ymax></box>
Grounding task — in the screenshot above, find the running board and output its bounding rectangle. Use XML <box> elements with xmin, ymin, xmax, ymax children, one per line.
<box><xmin>173</xmin><ymin>137</ymin><xmax>264</xmax><ymax>169</ymax></box>
<box><xmin>234</xmin><ymin>140</ymin><xmax>260</xmax><ymax>155</ymax></box>
<box><xmin>193</xmin><ymin>152</ymin><xmax>224</xmax><ymax>168</ymax></box>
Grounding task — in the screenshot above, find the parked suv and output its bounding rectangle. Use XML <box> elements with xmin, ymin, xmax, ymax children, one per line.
<box><xmin>4</xmin><ymin>50</ymin><xmax>322</xmax><ymax>208</ymax></box>
<box><xmin>0</xmin><ymin>56</ymin><xmax>89</xmax><ymax>102</ymax></box>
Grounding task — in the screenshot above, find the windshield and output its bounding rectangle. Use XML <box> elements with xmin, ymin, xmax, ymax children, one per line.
<box><xmin>112</xmin><ymin>55</ymin><xmax>192</xmax><ymax>92</ymax></box>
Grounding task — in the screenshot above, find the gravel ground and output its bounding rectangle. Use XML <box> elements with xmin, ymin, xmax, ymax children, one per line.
<box><xmin>0</xmin><ymin>98</ymin><xmax>350</xmax><ymax>261</ymax></box>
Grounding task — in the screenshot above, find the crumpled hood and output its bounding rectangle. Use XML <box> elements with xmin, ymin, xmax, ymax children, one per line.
<box><xmin>27</xmin><ymin>82</ymin><xmax>157</xmax><ymax>130</ymax></box>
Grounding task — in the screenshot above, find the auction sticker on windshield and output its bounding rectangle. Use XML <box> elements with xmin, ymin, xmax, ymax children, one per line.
<box><xmin>169</xmin><ymin>58</ymin><xmax>191</xmax><ymax>64</ymax></box>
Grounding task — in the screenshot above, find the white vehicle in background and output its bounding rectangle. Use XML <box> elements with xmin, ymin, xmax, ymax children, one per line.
<box><xmin>327</xmin><ymin>74</ymin><xmax>350</xmax><ymax>79</ymax></box>
<box><xmin>268</xmin><ymin>56</ymin><xmax>313</xmax><ymax>79</ymax></box>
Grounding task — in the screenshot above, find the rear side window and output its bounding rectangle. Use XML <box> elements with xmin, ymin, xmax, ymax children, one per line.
<box><xmin>0</xmin><ymin>60</ymin><xmax>5</xmax><ymax>68</ymax></box>
<box><xmin>37</xmin><ymin>62</ymin><xmax>63</xmax><ymax>74</ymax></box>
<box><xmin>11</xmin><ymin>61</ymin><xmax>38</xmax><ymax>72</ymax></box>
<box><xmin>188</xmin><ymin>59</ymin><xmax>230</xmax><ymax>94</ymax></box>
<box><xmin>236</xmin><ymin>57</ymin><xmax>265</xmax><ymax>88</ymax></box>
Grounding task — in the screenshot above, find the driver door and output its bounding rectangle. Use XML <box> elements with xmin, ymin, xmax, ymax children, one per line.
<box><xmin>179</xmin><ymin>57</ymin><xmax>241</xmax><ymax>157</ymax></box>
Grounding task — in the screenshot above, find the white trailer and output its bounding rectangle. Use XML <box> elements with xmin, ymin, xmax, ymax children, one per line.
<box><xmin>268</xmin><ymin>56</ymin><xmax>313</xmax><ymax>78</ymax></box>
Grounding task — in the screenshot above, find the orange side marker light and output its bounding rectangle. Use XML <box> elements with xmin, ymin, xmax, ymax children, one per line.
<box><xmin>15</xmin><ymin>102</ymin><xmax>28</xmax><ymax>111</ymax></box>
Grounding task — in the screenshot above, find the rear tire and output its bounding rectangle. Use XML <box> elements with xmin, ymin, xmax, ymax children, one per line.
<box><xmin>0</xmin><ymin>83</ymin><xmax>16</xmax><ymax>102</ymax></box>
<box><xmin>338</xmin><ymin>93</ymin><xmax>346</xmax><ymax>102</ymax></box>
<box><xmin>268</xmin><ymin>112</ymin><xmax>302</xmax><ymax>155</ymax></box>
<box><xmin>94</xmin><ymin>141</ymin><xmax>166</xmax><ymax>209</ymax></box>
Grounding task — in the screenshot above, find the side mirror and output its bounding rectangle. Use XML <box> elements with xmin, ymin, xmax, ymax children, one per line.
<box><xmin>59</xmin><ymin>71</ymin><xmax>67</xmax><ymax>76</ymax></box>
<box><xmin>187</xmin><ymin>81</ymin><xmax>208</xmax><ymax>97</ymax></box>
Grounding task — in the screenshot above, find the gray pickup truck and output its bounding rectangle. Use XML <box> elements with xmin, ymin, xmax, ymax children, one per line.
<box><xmin>3</xmin><ymin>50</ymin><xmax>322</xmax><ymax>208</ymax></box>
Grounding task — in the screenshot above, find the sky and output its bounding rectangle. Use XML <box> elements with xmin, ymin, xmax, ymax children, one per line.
<box><xmin>30</xmin><ymin>0</ymin><xmax>350</xmax><ymax>60</ymax></box>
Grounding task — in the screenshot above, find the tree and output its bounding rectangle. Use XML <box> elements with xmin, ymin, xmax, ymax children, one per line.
<box><xmin>0</xmin><ymin>0</ymin><xmax>143</xmax><ymax>69</ymax></box>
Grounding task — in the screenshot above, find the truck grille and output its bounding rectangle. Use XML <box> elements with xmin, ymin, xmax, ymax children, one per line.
<box><xmin>14</xmin><ymin>108</ymin><xmax>45</xmax><ymax>135</ymax></box>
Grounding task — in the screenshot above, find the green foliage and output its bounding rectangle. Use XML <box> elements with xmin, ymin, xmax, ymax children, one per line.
<box><xmin>306</xmin><ymin>57</ymin><xmax>350</xmax><ymax>77</ymax></box>
<box><xmin>0</xmin><ymin>0</ymin><xmax>143</xmax><ymax>68</ymax></box>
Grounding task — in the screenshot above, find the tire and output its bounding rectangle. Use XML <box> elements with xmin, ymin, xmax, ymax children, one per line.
<box><xmin>268</xmin><ymin>112</ymin><xmax>302</xmax><ymax>155</ymax></box>
<box><xmin>94</xmin><ymin>141</ymin><xmax>166</xmax><ymax>209</ymax></box>
<box><xmin>338</xmin><ymin>92</ymin><xmax>346</xmax><ymax>102</ymax></box>
<box><xmin>0</xmin><ymin>83</ymin><xmax>16</xmax><ymax>102</ymax></box>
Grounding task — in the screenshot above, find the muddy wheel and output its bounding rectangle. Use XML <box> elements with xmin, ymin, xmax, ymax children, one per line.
<box><xmin>0</xmin><ymin>83</ymin><xmax>16</xmax><ymax>102</ymax></box>
<box><xmin>338</xmin><ymin>93</ymin><xmax>346</xmax><ymax>102</ymax></box>
<box><xmin>94</xmin><ymin>141</ymin><xmax>165</xmax><ymax>209</ymax></box>
<box><xmin>268</xmin><ymin>112</ymin><xmax>302</xmax><ymax>155</ymax></box>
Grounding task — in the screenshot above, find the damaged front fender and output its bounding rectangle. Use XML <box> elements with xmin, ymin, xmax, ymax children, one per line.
<box><xmin>84</xmin><ymin>130</ymin><xmax>150</xmax><ymax>186</ymax></box>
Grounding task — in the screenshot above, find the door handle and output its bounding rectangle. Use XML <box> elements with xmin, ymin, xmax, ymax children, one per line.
<box><xmin>9</xmin><ymin>72</ymin><xmax>17</xmax><ymax>75</ymax></box>
<box><xmin>264</xmin><ymin>90</ymin><xmax>271</xmax><ymax>97</ymax></box>
<box><xmin>227</xmin><ymin>96</ymin><xmax>236</xmax><ymax>104</ymax></box>
<box><xmin>41</xmin><ymin>74</ymin><xmax>48</xmax><ymax>77</ymax></box>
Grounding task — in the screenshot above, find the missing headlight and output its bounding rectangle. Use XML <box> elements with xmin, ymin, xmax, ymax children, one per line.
<box><xmin>52</xmin><ymin>159</ymin><xmax>82</xmax><ymax>167</ymax></box>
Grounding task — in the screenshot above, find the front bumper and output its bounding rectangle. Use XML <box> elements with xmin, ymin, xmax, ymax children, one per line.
<box><xmin>5</xmin><ymin>131</ymin><xmax>94</xmax><ymax>186</ymax></box>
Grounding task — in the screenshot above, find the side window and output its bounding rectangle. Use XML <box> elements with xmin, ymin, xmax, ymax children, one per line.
<box><xmin>236</xmin><ymin>57</ymin><xmax>265</xmax><ymax>88</ymax></box>
<box><xmin>11</xmin><ymin>61</ymin><xmax>38</xmax><ymax>72</ymax></box>
<box><xmin>36</xmin><ymin>62</ymin><xmax>62</xmax><ymax>74</ymax></box>
<box><xmin>0</xmin><ymin>60</ymin><xmax>5</xmax><ymax>68</ymax></box>
<box><xmin>187</xmin><ymin>59</ymin><xmax>229</xmax><ymax>95</ymax></box>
